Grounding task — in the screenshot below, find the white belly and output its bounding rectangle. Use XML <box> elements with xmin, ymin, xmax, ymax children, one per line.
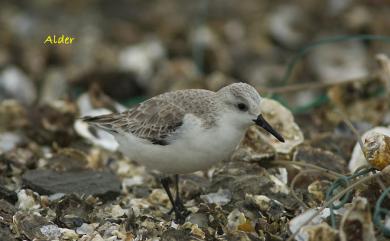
<box><xmin>114</xmin><ymin>115</ymin><xmax>246</xmax><ymax>174</ymax></box>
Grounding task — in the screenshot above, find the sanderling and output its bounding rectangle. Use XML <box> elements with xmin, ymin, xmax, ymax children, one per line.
<box><xmin>83</xmin><ymin>82</ymin><xmax>284</xmax><ymax>222</ymax></box>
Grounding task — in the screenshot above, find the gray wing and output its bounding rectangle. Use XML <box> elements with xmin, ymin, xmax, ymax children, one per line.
<box><xmin>82</xmin><ymin>96</ymin><xmax>185</xmax><ymax>145</ymax></box>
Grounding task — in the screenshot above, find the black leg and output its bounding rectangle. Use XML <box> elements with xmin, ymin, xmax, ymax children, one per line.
<box><xmin>168</xmin><ymin>174</ymin><xmax>185</xmax><ymax>212</ymax></box>
<box><xmin>174</xmin><ymin>175</ymin><xmax>188</xmax><ymax>212</ymax></box>
<box><xmin>174</xmin><ymin>174</ymin><xmax>181</xmax><ymax>206</ymax></box>
<box><xmin>168</xmin><ymin>175</ymin><xmax>190</xmax><ymax>218</ymax></box>
<box><xmin>160</xmin><ymin>176</ymin><xmax>186</xmax><ymax>223</ymax></box>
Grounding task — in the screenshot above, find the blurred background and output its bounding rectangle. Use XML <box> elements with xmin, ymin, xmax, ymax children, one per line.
<box><xmin>1</xmin><ymin>0</ymin><xmax>390</xmax><ymax>108</ymax></box>
<box><xmin>1</xmin><ymin>0</ymin><xmax>390</xmax><ymax>148</ymax></box>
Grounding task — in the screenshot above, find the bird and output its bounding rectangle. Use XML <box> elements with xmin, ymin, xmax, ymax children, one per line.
<box><xmin>82</xmin><ymin>82</ymin><xmax>285</xmax><ymax>223</ymax></box>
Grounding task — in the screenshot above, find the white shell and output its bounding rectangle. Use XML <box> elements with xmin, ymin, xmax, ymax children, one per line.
<box><xmin>348</xmin><ymin>126</ymin><xmax>390</xmax><ymax>172</ymax></box>
<box><xmin>260</xmin><ymin>98</ymin><xmax>304</xmax><ymax>154</ymax></box>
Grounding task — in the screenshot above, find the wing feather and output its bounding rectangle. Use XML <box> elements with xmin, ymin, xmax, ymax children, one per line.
<box><xmin>82</xmin><ymin>95</ymin><xmax>185</xmax><ymax>145</ymax></box>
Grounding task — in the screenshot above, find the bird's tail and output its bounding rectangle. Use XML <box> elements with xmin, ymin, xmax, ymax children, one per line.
<box><xmin>81</xmin><ymin>114</ymin><xmax>120</xmax><ymax>134</ymax></box>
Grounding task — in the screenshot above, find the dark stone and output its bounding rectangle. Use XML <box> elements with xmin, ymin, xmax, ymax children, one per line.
<box><xmin>22</xmin><ymin>169</ymin><xmax>121</xmax><ymax>201</ymax></box>
<box><xmin>0</xmin><ymin>224</ymin><xmax>15</xmax><ymax>241</ymax></box>
<box><xmin>293</xmin><ymin>146</ymin><xmax>348</xmax><ymax>174</ymax></box>
<box><xmin>309</xmin><ymin>132</ymin><xmax>356</xmax><ymax>161</ymax></box>
<box><xmin>161</xmin><ymin>229</ymin><xmax>193</xmax><ymax>241</ymax></box>
<box><xmin>132</xmin><ymin>186</ymin><xmax>150</xmax><ymax>198</ymax></box>
<box><xmin>0</xmin><ymin>185</ymin><xmax>17</xmax><ymax>204</ymax></box>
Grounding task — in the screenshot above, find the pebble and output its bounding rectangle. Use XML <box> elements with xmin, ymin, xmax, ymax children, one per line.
<box><xmin>0</xmin><ymin>66</ymin><xmax>37</xmax><ymax>105</ymax></box>
<box><xmin>0</xmin><ymin>132</ymin><xmax>22</xmax><ymax>152</ymax></box>
<box><xmin>40</xmin><ymin>224</ymin><xmax>61</xmax><ymax>240</ymax></box>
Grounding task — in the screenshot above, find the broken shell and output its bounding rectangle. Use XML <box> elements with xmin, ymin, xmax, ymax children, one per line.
<box><xmin>181</xmin><ymin>222</ymin><xmax>206</xmax><ymax>239</ymax></box>
<box><xmin>147</xmin><ymin>189</ymin><xmax>170</xmax><ymax>207</ymax></box>
<box><xmin>245</xmin><ymin>194</ymin><xmax>271</xmax><ymax>212</ymax></box>
<box><xmin>308</xmin><ymin>180</ymin><xmax>331</xmax><ymax>203</ymax></box>
<box><xmin>227</xmin><ymin>209</ymin><xmax>246</xmax><ymax>232</ymax></box>
<box><xmin>289</xmin><ymin>208</ymin><xmax>331</xmax><ymax>241</ymax></box>
<box><xmin>119</xmin><ymin>39</ymin><xmax>165</xmax><ymax>83</ymax></box>
<box><xmin>268</xmin><ymin>5</ymin><xmax>305</xmax><ymax>48</ymax></box>
<box><xmin>55</xmin><ymin>195</ymin><xmax>93</xmax><ymax>229</ymax></box>
<box><xmin>60</xmin><ymin>228</ymin><xmax>79</xmax><ymax>239</ymax></box>
<box><xmin>76</xmin><ymin>223</ymin><xmax>97</xmax><ymax>235</ymax></box>
<box><xmin>259</xmin><ymin>98</ymin><xmax>304</xmax><ymax>154</ymax></box>
<box><xmin>13</xmin><ymin>212</ymin><xmax>55</xmax><ymax>240</ymax></box>
<box><xmin>200</xmin><ymin>189</ymin><xmax>232</xmax><ymax>206</ymax></box>
<box><xmin>339</xmin><ymin>197</ymin><xmax>376</xmax><ymax>241</ymax></box>
<box><xmin>187</xmin><ymin>213</ymin><xmax>209</xmax><ymax>228</ymax></box>
<box><xmin>110</xmin><ymin>204</ymin><xmax>127</xmax><ymax>218</ymax></box>
<box><xmin>364</xmin><ymin>134</ymin><xmax>390</xmax><ymax>170</ymax></box>
<box><xmin>0</xmin><ymin>100</ymin><xmax>28</xmax><ymax>131</ymax></box>
<box><xmin>303</xmin><ymin>223</ymin><xmax>338</xmax><ymax>241</ymax></box>
<box><xmin>309</xmin><ymin>41</ymin><xmax>368</xmax><ymax>83</ymax></box>
<box><xmin>232</xmin><ymin>125</ymin><xmax>276</xmax><ymax>162</ymax></box>
<box><xmin>16</xmin><ymin>189</ymin><xmax>40</xmax><ymax>211</ymax></box>
<box><xmin>349</xmin><ymin>127</ymin><xmax>390</xmax><ymax>172</ymax></box>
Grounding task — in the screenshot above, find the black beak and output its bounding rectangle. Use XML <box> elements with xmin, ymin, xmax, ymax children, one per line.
<box><xmin>253</xmin><ymin>114</ymin><xmax>285</xmax><ymax>142</ymax></box>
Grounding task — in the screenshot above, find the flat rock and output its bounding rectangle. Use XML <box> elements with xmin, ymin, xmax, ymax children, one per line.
<box><xmin>22</xmin><ymin>169</ymin><xmax>121</xmax><ymax>201</ymax></box>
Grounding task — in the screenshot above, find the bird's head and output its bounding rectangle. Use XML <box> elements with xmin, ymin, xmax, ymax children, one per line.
<box><xmin>217</xmin><ymin>82</ymin><xmax>285</xmax><ymax>142</ymax></box>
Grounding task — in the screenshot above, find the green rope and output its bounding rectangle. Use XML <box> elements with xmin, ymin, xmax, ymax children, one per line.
<box><xmin>374</xmin><ymin>187</ymin><xmax>390</xmax><ymax>237</ymax></box>
<box><xmin>326</xmin><ymin>167</ymin><xmax>376</xmax><ymax>228</ymax></box>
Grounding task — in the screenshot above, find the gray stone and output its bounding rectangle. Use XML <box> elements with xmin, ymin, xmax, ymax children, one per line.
<box><xmin>0</xmin><ymin>224</ymin><xmax>15</xmax><ymax>241</ymax></box>
<box><xmin>161</xmin><ymin>229</ymin><xmax>193</xmax><ymax>241</ymax></box>
<box><xmin>0</xmin><ymin>185</ymin><xmax>17</xmax><ymax>204</ymax></box>
<box><xmin>293</xmin><ymin>146</ymin><xmax>348</xmax><ymax>174</ymax></box>
<box><xmin>22</xmin><ymin>169</ymin><xmax>121</xmax><ymax>201</ymax></box>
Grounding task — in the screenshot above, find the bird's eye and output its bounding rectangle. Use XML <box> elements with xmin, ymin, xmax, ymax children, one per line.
<box><xmin>237</xmin><ymin>103</ymin><xmax>248</xmax><ymax>111</ymax></box>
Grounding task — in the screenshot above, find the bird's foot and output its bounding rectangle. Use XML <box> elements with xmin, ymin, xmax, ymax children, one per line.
<box><xmin>168</xmin><ymin>198</ymin><xmax>190</xmax><ymax>223</ymax></box>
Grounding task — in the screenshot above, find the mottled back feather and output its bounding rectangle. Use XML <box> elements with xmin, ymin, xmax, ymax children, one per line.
<box><xmin>82</xmin><ymin>89</ymin><xmax>217</xmax><ymax>145</ymax></box>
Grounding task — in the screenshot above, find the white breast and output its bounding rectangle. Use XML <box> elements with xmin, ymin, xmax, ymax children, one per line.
<box><xmin>114</xmin><ymin>113</ymin><xmax>247</xmax><ymax>174</ymax></box>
